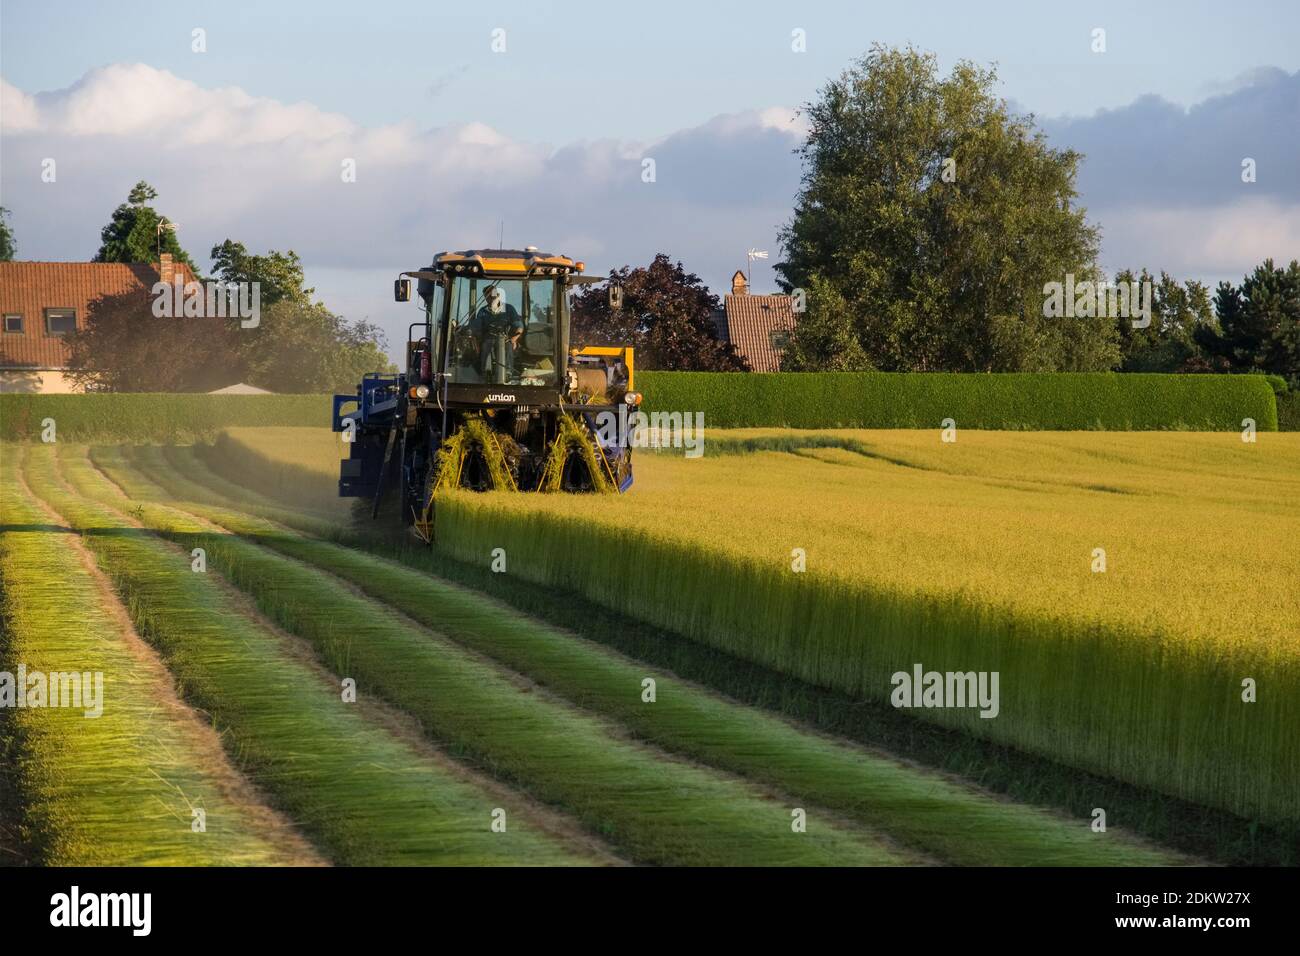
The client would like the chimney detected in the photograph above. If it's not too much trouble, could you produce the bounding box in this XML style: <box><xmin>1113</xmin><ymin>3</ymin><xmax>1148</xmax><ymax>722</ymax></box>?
<box><xmin>158</xmin><ymin>253</ymin><xmax>175</xmax><ymax>286</ymax></box>
<box><xmin>731</xmin><ymin>270</ymin><xmax>748</xmax><ymax>295</ymax></box>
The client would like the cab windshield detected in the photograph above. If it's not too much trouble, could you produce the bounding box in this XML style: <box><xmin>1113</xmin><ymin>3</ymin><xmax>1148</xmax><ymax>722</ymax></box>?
<box><xmin>441</xmin><ymin>275</ymin><xmax>559</xmax><ymax>386</ymax></box>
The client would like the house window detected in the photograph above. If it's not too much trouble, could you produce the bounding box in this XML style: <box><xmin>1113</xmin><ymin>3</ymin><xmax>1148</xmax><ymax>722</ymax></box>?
<box><xmin>2</xmin><ymin>314</ymin><xmax>22</xmax><ymax>334</ymax></box>
<box><xmin>768</xmin><ymin>329</ymin><xmax>791</xmax><ymax>351</ymax></box>
<box><xmin>44</xmin><ymin>308</ymin><xmax>77</xmax><ymax>336</ymax></box>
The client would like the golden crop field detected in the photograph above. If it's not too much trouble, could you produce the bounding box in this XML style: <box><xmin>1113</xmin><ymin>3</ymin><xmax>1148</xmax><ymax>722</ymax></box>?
<box><xmin>470</xmin><ymin>428</ymin><xmax>1300</xmax><ymax>655</ymax></box>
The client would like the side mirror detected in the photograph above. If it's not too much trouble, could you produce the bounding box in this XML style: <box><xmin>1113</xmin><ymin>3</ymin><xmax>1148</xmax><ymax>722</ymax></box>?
<box><xmin>394</xmin><ymin>278</ymin><xmax>411</xmax><ymax>302</ymax></box>
<box><xmin>608</xmin><ymin>283</ymin><xmax>624</xmax><ymax>311</ymax></box>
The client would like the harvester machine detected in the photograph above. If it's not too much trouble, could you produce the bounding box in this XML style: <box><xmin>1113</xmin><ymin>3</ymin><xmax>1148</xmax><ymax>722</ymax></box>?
<box><xmin>332</xmin><ymin>248</ymin><xmax>638</xmax><ymax>540</ymax></box>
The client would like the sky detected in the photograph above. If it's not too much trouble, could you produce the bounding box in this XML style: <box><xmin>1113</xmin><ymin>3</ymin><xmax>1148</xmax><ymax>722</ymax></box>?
<box><xmin>2</xmin><ymin>0</ymin><xmax>1298</xmax><ymax>359</ymax></box>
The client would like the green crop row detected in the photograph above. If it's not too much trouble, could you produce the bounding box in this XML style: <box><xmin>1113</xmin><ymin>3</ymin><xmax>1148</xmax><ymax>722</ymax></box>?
<box><xmin>23</xmin><ymin>444</ymin><xmax>589</xmax><ymax>866</ymax></box>
<box><xmin>0</xmin><ymin>394</ymin><xmax>330</xmax><ymax>442</ymax></box>
<box><xmin>0</xmin><ymin>451</ymin><xmax>305</xmax><ymax>865</ymax></box>
<box><xmin>636</xmin><ymin>371</ymin><xmax>1279</xmax><ymax>430</ymax></box>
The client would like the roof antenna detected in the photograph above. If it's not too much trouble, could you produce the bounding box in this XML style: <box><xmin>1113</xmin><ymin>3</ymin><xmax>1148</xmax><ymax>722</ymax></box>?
<box><xmin>498</xmin><ymin>220</ymin><xmax>504</xmax><ymax>249</ymax></box>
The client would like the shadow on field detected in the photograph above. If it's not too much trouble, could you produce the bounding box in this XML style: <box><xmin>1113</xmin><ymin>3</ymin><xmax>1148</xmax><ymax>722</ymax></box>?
<box><xmin>0</xmin><ymin>523</ymin><xmax>76</xmax><ymax>535</ymax></box>
<box><xmin>397</xmin><ymin>540</ymin><xmax>1300</xmax><ymax>868</ymax></box>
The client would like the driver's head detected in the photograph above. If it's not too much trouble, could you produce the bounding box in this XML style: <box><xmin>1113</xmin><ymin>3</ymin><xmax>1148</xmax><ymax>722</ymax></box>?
<box><xmin>483</xmin><ymin>285</ymin><xmax>503</xmax><ymax>313</ymax></box>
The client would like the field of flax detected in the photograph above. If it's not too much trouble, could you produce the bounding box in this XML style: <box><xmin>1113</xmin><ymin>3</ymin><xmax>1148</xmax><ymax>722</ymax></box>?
<box><xmin>4</xmin><ymin>417</ymin><xmax>1295</xmax><ymax>865</ymax></box>
<box><xmin>206</xmin><ymin>425</ymin><xmax>1299</xmax><ymax>827</ymax></box>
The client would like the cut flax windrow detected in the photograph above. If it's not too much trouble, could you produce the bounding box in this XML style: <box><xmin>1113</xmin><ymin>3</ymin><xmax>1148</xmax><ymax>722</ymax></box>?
<box><xmin>22</xmin><ymin>445</ymin><xmax>590</xmax><ymax>866</ymax></box>
<box><xmin>0</xmin><ymin>448</ymin><xmax>309</xmax><ymax>864</ymax></box>
<box><xmin>128</xmin><ymin>444</ymin><xmax>1183</xmax><ymax>866</ymax></box>
<box><xmin>430</xmin><ymin>416</ymin><xmax>518</xmax><ymax>492</ymax></box>
<box><xmin>79</xmin><ymin>445</ymin><xmax>913</xmax><ymax>867</ymax></box>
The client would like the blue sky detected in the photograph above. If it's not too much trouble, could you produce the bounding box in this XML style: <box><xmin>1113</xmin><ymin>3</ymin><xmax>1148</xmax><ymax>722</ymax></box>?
<box><xmin>6</xmin><ymin>0</ymin><xmax>1299</xmax><ymax>140</ymax></box>
<box><xmin>2</xmin><ymin>1</ymin><xmax>1298</xmax><ymax>358</ymax></box>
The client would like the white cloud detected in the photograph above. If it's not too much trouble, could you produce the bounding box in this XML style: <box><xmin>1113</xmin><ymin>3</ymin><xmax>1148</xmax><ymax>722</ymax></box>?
<box><xmin>0</xmin><ymin>78</ymin><xmax>39</xmax><ymax>131</ymax></box>
<box><xmin>15</xmin><ymin>63</ymin><xmax>357</xmax><ymax>145</ymax></box>
<box><xmin>1097</xmin><ymin>198</ymin><xmax>1300</xmax><ymax>281</ymax></box>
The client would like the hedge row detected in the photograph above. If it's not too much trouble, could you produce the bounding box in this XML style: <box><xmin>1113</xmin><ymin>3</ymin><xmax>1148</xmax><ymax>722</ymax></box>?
<box><xmin>0</xmin><ymin>394</ymin><xmax>330</xmax><ymax>442</ymax></box>
<box><xmin>636</xmin><ymin>371</ymin><xmax>1280</xmax><ymax>431</ymax></box>
<box><xmin>0</xmin><ymin>373</ymin><xmax>1281</xmax><ymax>440</ymax></box>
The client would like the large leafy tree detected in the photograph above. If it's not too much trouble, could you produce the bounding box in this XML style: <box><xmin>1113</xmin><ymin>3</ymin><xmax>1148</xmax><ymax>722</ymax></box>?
<box><xmin>777</xmin><ymin>45</ymin><xmax>1117</xmax><ymax>372</ymax></box>
<box><xmin>93</xmin><ymin>181</ymin><xmax>198</xmax><ymax>271</ymax></box>
<box><xmin>0</xmin><ymin>207</ymin><xmax>15</xmax><ymax>261</ymax></box>
<box><xmin>209</xmin><ymin>239</ymin><xmax>314</xmax><ymax>308</ymax></box>
<box><xmin>571</xmin><ymin>253</ymin><xmax>748</xmax><ymax>371</ymax></box>
<box><xmin>1202</xmin><ymin>259</ymin><xmax>1300</xmax><ymax>385</ymax></box>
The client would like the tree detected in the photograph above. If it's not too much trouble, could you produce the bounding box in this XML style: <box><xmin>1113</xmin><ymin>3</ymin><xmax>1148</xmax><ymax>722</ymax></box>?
<box><xmin>1110</xmin><ymin>270</ymin><xmax>1215</xmax><ymax>372</ymax></box>
<box><xmin>209</xmin><ymin>239</ymin><xmax>314</xmax><ymax>308</ymax></box>
<box><xmin>1203</xmin><ymin>259</ymin><xmax>1300</xmax><ymax>385</ymax></box>
<box><xmin>776</xmin><ymin>45</ymin><xmax>1117</xmax><ymax>372</ymax></box>
<box><xmin>779</xmin><ymin>277</ymin><xmax>873</xmax><ymax>371</ymax></box>
<box><xmin>571</xmin><ymin>254</ymin><xmax>748</xmax><ymax>371</ymax></box>
<box><xmin>64</xmin><ymin>285</ymin><xmax>241</xmax><ymax>392</ymax></box>
<box><xmin>93</xmin><ymin>181</ymin><xmax>198</xmax><ymax>271</ymax></box>
<box><xmin>241</xmin><ymin>299</ymin><xmax>392</xmax><ymax>393</ymax></box>
<box><xmin>66</xmin><ymin>289</ymin><xmax>390</xmax><ymax>393</ymax></box>
<box><xmin>0</xmin><ymin>207</ymin><xmax>15</xmax><ymax>261</ymax></box>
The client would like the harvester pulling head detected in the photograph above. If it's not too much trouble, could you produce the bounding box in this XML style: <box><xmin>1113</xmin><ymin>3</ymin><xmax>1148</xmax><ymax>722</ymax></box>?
<box><xmin>332</xmin><ymin>248</ymin><xmax>637</xmax><ymax>538</ymax></box>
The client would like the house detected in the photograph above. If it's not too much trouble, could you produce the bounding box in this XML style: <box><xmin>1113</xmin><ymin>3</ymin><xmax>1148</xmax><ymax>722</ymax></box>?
<box><xmin>714</xmin><ymin>270</ymin><xmax>798</xmax><ymax>372</ymax></box>
<box><xmin>208</xmin><ymin>382</ymin><xmax>273</xmax><ymax>395</ymax></box>
<box><xmin>0</xmin><ymin>254</ymin><xmax>196</xmax><ymax>393</ymax></box>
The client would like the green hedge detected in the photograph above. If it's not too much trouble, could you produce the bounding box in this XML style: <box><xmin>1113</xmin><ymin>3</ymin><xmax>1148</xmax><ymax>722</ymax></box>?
<box><xmin>1</xmin><ymin>373</ymin><xmax>1282</xmax><ymax>439</ymax></box>
<box><xmin>636</xmin><ymin>372</ymin><xmax>1279</xmax><ymax>431</ymax></box>
<box><xmin>1277</xmin><ymin>392</ymin><xmax>1300</xmax><ymax>431</ymax></box>
<box><xmin>0</xmin><ymin>394</ymin><xmax>331</xmax><ymax>442</ymax></box>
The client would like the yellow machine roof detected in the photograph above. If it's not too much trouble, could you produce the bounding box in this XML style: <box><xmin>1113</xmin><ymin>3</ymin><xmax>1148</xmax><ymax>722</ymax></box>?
<box><xmin>433</xmin><ymin>248</ymin><xmax>581</xmax><ymax>275</ymax></box>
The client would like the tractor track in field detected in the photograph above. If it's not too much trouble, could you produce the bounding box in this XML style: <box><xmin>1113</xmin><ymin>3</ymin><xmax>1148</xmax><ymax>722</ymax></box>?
<box><xmin>123</xmin><ymin>444</ymin><xmax>1194</xmax><ymax>868</ymax></box>
<box><xmin>14</xmin><ymin>450</ymin><xmax>325</xmax><ymax>867</ymax></box>
<box><xmin>67</xmin><ymin>447</ymin><xmax>630</xmax><ymax>867</ymax></box>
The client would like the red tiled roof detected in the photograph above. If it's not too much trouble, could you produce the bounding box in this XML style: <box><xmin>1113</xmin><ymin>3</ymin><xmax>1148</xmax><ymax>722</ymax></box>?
<box><xmin>721</xmin><ymin>293</ymin><xmax>798</xmax><ymax>372</ymax></box>
<box><xmin>0</xmin><ymin>260</ymin><xmax>195</xmax><ymax>368</ymax></box>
